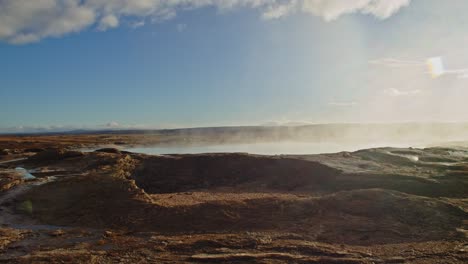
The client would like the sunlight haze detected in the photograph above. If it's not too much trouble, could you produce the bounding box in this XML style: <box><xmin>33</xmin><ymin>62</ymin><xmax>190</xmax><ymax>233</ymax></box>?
<box><xmin>1</xmin><ymin>0</ymin><xmax>468</xmax><ymax>131</ymax></box>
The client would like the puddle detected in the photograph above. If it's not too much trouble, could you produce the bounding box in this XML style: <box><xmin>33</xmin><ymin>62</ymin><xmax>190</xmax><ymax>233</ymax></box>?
<box><xmin>15</xmin><ymin>167</ymin><xmax>36</xmax><ymax>180</ymax></box>
<box><xmin>125</xmin><ymin>142</ymin><xmax>417</xmax><ymax>155</ymax></box>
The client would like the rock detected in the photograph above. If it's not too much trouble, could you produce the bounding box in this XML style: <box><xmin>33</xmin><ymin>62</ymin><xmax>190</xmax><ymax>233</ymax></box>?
<box><xmin>30</xmin><ymin>148</ymin><xmax>83</xmax><ymax>162</ymax></box>
<box><xmin>103</xmin><ymin>231</ymin><xmax>115</xmax><ymax>238</ymax></box>
<box><xmin>0</xmin><ymin>149</ymin><xmax>9</xmax><ymax>156</ymax></box>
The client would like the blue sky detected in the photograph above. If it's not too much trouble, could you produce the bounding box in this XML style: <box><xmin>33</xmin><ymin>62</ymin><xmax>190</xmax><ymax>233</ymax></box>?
<box><xmin>1</xmin><ymin>0</ymin><xmax>468</xmax><ymax>132</ymax></box>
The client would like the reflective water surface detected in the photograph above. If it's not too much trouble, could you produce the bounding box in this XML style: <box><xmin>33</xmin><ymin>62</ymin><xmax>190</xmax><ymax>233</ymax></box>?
<box><xmin>125</xmin><ymin>141</ymin><xmax>418</xmax><ymax>155</ymax></box>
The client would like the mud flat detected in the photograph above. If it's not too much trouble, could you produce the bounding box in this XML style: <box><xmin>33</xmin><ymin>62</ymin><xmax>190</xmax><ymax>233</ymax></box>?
<box><xmin>0</xmin><ymin>139</ymin><xmax>467</xmax><ymax>263</ymax></box>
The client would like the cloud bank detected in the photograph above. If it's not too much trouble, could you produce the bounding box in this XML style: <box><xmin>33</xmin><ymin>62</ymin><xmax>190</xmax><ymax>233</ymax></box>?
<box><xmin>0</xmin><ymin>0</ymin><xmax>411</xmax><ymax>44</ymax></box>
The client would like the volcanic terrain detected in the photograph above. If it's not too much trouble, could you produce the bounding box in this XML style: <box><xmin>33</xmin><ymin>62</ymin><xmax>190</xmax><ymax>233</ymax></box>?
<box><xmin>0</xmin><ymin>134</ymin><xmax>467</xmax><ymax>263</ymax></box>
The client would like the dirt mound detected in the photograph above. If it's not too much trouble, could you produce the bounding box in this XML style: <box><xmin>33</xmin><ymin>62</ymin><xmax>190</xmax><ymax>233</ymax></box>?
<box><xmin>131</xmin><ymin>152</ymin><xmax>468</xmax><ymax>198</ymax></box>
<box><xmin>29</xmin><ymin>149</ymin><xmax>83</xmax><ymax>162</ymax></box>
<box><xmin>15</xmin><ymin>167</ymin><xmax>466</xmax><ymax>245</ymax></box>
<box><xmin>15</xmin><ymin>173</ymin><xmax>150</xmax><ymax>229</ymax></box>
<box><xmin>132</xmin><ymin>153</ymin><xmax>341</xmax><ymax>194</ymax></box>
<box><xmin>311</xmin><ymin>189</ymin><xmax>467</xmax><ymax>244</ymax></box>
<box><xmin>94</xmin><ymin>148</ymin><xmax>122</xmax><ymax>154</ymax></box>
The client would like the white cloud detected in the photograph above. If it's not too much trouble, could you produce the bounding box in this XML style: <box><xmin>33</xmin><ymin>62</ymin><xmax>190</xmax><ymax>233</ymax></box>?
<box><xmin>301</xmin><ymin>0</ymin><xmax>411</xmax><ymax>21</ymax></box>
<box><xmin>262</xmin><ymin>1</ymin><xmax>297</xmax><ymax>20</ymax></box>
<box><xmin>98</xmin><ymin>14</ymin><xmax>119</xmax><ymax>31</ymax></box>
<box><xmin>0</xmin><ymin>0</ymin><xmax>95</xmax><ymax>44</ymax></box>
<box><xmin>0</xmin><ymin>0</ymin><xmax>412</xmax><ymax>44</ymax></box>
<box><xmin>384</xmin><ymin>88</ymin><xmax>421</xmax><ymax>97</ymax></box>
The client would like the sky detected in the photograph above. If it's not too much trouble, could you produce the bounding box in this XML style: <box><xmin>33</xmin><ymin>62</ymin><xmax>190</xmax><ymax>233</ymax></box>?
<box><xmin>1</xmin><ymin>0</ymin><xmax>468</xmax><ymax>133</ymax></box>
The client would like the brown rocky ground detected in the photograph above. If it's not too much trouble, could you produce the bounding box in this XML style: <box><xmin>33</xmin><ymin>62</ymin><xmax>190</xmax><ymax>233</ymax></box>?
<box><xmin>0</xmin><ymin>135</ymin><xmax>467</xmax><ymax>263</ymax></box>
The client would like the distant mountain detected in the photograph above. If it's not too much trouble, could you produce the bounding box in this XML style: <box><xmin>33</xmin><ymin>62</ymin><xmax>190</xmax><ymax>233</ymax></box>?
<box><xmin>2</xmin><ymin>123</ymin><xmax>468</xmax><ymax>147</ymax></box>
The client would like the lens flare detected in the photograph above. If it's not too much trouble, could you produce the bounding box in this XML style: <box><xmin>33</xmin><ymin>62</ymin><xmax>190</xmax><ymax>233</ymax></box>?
<box><xmin>427</xmin><ymin>57</ymin><xmax>445</xmax><ymax>78</ymax></box>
